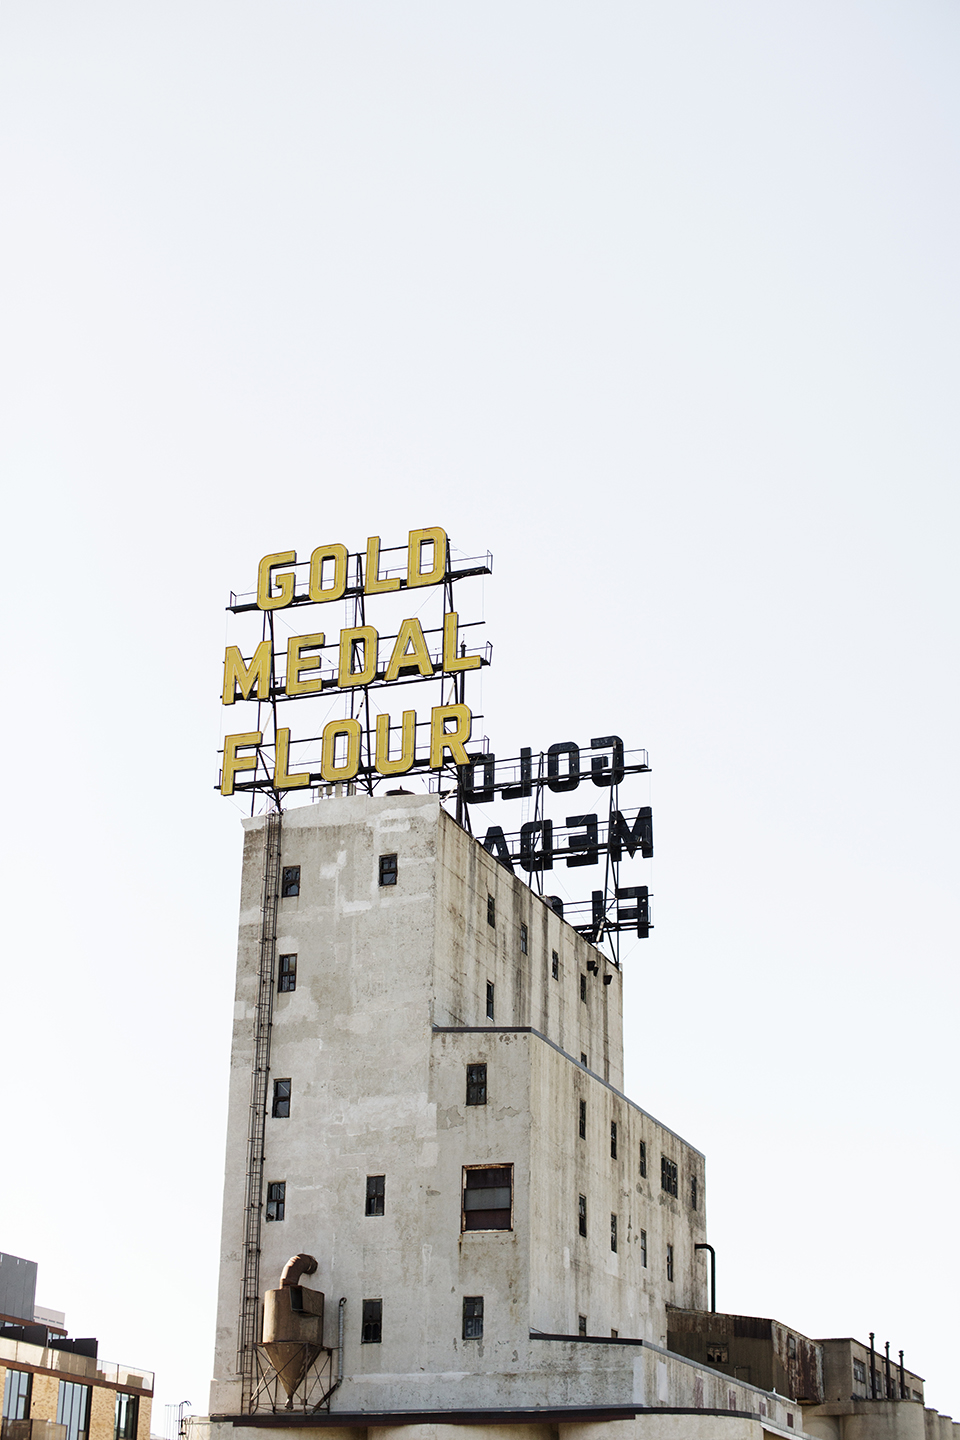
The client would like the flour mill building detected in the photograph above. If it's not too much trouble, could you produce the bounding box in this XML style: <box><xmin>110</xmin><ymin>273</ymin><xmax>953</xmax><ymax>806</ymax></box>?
<box><xmin>195</xmin><ymin>528</ymin><xmax>955</xmax><ymax>1440</ymax></box>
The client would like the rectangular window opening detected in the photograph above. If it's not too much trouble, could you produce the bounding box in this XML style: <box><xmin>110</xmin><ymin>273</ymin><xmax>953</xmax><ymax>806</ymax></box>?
<box><xmin>640</xmin><ymin>1229</ymin><xmax>647</xmax><ymax>1267</ymax></box>
<box><xmin>361</xmin><ymin>1299</ymin><xmax>382</xmax><ymax>1343</ymax></box>
<box><xmin>487</xmin><ymin>894</ymin><xmax>496</xmax><ymax>927</ymax></box>
<box><xmin>365</xmin><ymin>1174</ymin><xmax>385</xmax><ymax>1216</ymax></box>
<box><xmin>578</xmin><ymin>1193</ymin><xmax>587</xmax><ymax>1238</ymax></box>
<box><xmin>666</xmin><ymin>1243</ymin><xmax>674</xmax><ymax>1282</ymax></box>
<box><xmin>278</xmin><ymin>954</ymin><xmax>297</xmax><ymax>993</ymax></box>
<box><xmin>466</xmin><ymin>1063</ymin><xmax>487</xmax><ymax>1106</ymax></box>
<box><xmin>462</xmin><ymin>1164</ymin><xmax>513</xmax><ymax>1231</ymax></box>
<box><xmin>661</xmin><ymin>1155</ymin><xmax>678</xmax><ymax>1197</ymax></box>
<box><xmin>639</xmin><ymin>1140</ymin><xmax>647</xmax><ymax>1178</ymax></box>
<box><xmin>114</xmin><ymin>1394</ymin><xmax>138</xmax><ymax>1440</ymax></box>
<box><xmin>578</xmin><ymin>1099</ymin><xmax>586</xmax><ymax>1140</ymax></box>
<box><xmin>578</xmin><ymin>1315</ymin><xmax>587</xmax><ymax>1337</ymax></box>
<box><xmin>610</xmin><ymin>1213</ymin><xmax>618</xmax><ymax>1253</ymax></box>
<box><xmin>266</xmin><ymin>1181</ymin><xmax>285</xmax><ymax>1222</ymax></box>
<box><xmin>462</xmin><ymin>1296</ymin><xmax>484</xmax><ymax>1340</ymax></box>
<box><xmin>610</xmin><ymin>1121</ymin><xmax>618</xmax><ymax>1159</ymax></box>
<box><xmin>272</xmin><ymin>1079</ymin><xmax>291</xmax><ymax>1118</ymax></box>
<box><xmin>611</xmin><ymin>1329</ymin><xmax>619</xmax><ymax>1340</ymax></box>
<box><xmin>379</xmin><ymin>853</ymin><xmax>397</xmax><ymax>886</ymax></box>
<box><xmin>520</xmin><ymin>922</ymin><xmax>528</xmax><ymax>954</ymax></box>
<box><xmin>580</xmin><ymin>1052</ymin><xmax>588</xmax><ymax>1067</ymax></box>
<box><xmin>551</xmin><ymin>950</ymin><xmax>559</xmax><ymax>979</ymax></box>
<box><xmin>57</xmin><ymin>1383</ymin><xmax>91</xmax><ymax>1440</ymax></box>
<box><xmin>3</xmin><ymin>1371</ymin><xmax>32</xmax><ymax>1423</ymax></box>
<box><xmin>281</xmin><ymin>866</ymin><xmax>300</xmax><ymax>898</ymax></box>
<box><xmin>486</xmin><ymin>982</ymin><xmax>495</xmax><ymax>1021</ymax></box>
<box><xmin>691</xmin><ymin>1175</ymin><xmax>698</xmax><ymax>1209</ymax></box>
<box><xmin>580</xmin><ymin>974</ymin><xmax>587</xmax><ymax>1002</ymax></box>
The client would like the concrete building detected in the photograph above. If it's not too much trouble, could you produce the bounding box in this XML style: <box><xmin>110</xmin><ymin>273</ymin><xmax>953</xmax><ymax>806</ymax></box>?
<box><xmin>193</xmin><ymin>790</ymin><xmax>958</xmax><ymax>1440</ymax></box>
<box><xmin>0</xmin><ymin>1254</ymin><xmax>153</xmax><ymax>1440</ymax></box>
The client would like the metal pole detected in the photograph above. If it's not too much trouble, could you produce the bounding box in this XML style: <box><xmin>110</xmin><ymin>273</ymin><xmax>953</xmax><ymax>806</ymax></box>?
<box><xmin>694</xmin><ymin>1244</ymin><xmax>716</xmax><ymax>1313</ymax></box>
<box><xmin>899</xmin><ymin>1350</ymin><xmax>905</xmax><ymax>1400</ymax></box>
<box><xmin>884</xmin><ymin>1342</ymin><xmax>891</xmax><ymax>1401</ymax></box>
<box><xmin>869</xmin><ymin>1333</ymin><xmax>876</xmax><ymax>1400</ymax></box>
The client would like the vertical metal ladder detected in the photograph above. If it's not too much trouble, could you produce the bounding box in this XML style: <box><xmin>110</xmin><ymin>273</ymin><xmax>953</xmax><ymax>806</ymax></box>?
<box><xmin>238</xmin><ymin>810</ymin><xmax>282</xmax><ymax>1411</ymax></box>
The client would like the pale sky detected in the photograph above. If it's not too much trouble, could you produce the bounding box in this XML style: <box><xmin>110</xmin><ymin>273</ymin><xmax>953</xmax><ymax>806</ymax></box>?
<box><xmin>2</xmin><ymin>0</ymin><xmax>959</xmax><ymax>1421</ymax></box>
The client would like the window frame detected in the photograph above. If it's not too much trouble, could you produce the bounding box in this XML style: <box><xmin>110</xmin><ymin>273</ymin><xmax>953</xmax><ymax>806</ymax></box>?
<box><xmin>610</xmin><ymin>1120</ymin><xmax>618</xmax><ymax>1159</ymax></box>
<box><xmin>278</xmin><ymin>954</ymin><xmax>297</xmax><ymax>993</ymax></box>
<box><xmin>485</xmin><ymin>981</ymin><xmax>495</xmax><ymax>1021</ymax></box>
<box><xmin>361</xmin><ymin>1299</ymin><xmax>382</xmax><ymax>1344</ymax></box>
<box><xmin>610</xmin><ymin>1213</ymin><xmax>618</xmax><ymax>1253</ymax></box>
<box><xmin>691</xmin><ymin>1175</ymin><xmax>698</xmax><ymax>1209</ymax></box>
<box><xmin>272</xmin><ymin>1079</ymin><xmax>291</xmax><ymax>1118</ymax></box>
<box><xmin>365</xmin><ymin>1174</ymin><xmax>385</xmax><ymax>1216</ymax></box>
<box><xmin>57</xmin><ymin>1382</ymin><xmax>91</xmax><ymax>1440</ymax></box>
<box><xmin>640</xmin><ymin>1229</ymin><xmax>647</xmax><ymax>1267</ymax></box>
<box><xmin>265</xmin><ymin>1181</ymin><xmax>286</xmax><ymax>1222</ymax></box>
<box><xmin>3</xmin><ymin>1370</ymin><xmax>32</xmax><ymax>1422</ymax></box>
<box><xmin>666</xmin><ymin>1242</ymin><xmax>674</xmax><ymax>1282</ymax></box>
<box><xmin>378</xmin><ymin>853</ymin><xmax>398</xmax><ymax>887</ymax></box>
<box><xmin>551</xmin><ymin>950</ymin><xmax>559</xmax><ymax>979</ymax></box>
<box><xmin>578</xmin><ymin>1315</ymin><xmax>587</xmax><ymax>1337</ymax></box>
<box><xmin>578</xmin><ymin>1099</ymin><xmax>586</xmax><ymax>1140</ymax></box>
<box><xmin>462</xmin><ymin>1163</ymin><xmax>513</xmax><ymax>1232</ymax></box>
<box><xmin>580</xmin><ymin>973</ymin><xmax>587</xmax><ymax>1002</ymax></box>
<box><xmin>661</xmin><ymin>1155</ymin><xmax>679</xmax><ymax>1197</ymax></box>
<box><xmin>280</xmin><ymin>866</ymin><xmax>300</xmax><ymax>898</ymax></box>
<box><xmin>639</xmin><ymin>1140</ymin><xmax>647</xmax><ymax>1178</ymax></box>
<box><xmin>466</xmin><ymin>1063</ymin><xmax>488</xmax><ymax>1106</ymax></box>
<box><xmin>519</xmin><ymin>922</ymin><xmax>528</xmax><ymax>954</ymax></box>
<box><xmin>578</xmin><ymin>1193</ymin><xmax>587</xmax><ymax>1238</ymax></box>
<box><xmin>487</xmin><ymin>894</ymin><xmax>496</xmax><ymax>927</ymax></box>
<box><xmin>114</xmin><ymin>1393</ymin><xmax>139</xmax><ymax>1440</ymax></box>
<box><xmin>462</xmin><ymin>1296</ymin><xmax>484</xmax><ymax>1340</ymax></box>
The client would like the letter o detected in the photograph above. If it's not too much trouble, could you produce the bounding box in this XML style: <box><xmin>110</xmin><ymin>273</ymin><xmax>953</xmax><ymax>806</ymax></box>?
<box><xmin>309</xmin><ymin>544</ymin><xmax>348</xmax><ymax>603</ymax></box>
<box><xmin>321</xmin><ymin>717</ymin><xmax>362</xmax><ymax>782</ymax></box>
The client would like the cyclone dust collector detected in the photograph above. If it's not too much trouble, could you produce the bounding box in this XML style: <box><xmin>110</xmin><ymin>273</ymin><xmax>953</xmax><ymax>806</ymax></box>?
<box><xmin>261</xmin><ymin>1255</ymin><xmax>325</xmax><ymax>1408</ymax></box>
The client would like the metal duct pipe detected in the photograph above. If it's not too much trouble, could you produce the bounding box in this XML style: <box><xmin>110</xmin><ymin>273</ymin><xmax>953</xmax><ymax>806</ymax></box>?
<box><xmin>694</xmin><ymin>1244</ymin><xmax>716</xmax><ymax>1313</ymax></box>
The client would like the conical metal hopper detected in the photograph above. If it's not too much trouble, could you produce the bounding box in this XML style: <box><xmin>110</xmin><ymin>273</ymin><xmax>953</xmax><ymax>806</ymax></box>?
<box><xmin>261</xmin><ymin>1256</ymin><xmax>325</xmax><ymax>1408</ymax></box>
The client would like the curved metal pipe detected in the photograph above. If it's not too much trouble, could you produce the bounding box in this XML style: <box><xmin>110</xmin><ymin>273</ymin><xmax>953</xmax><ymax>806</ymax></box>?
<box><xmin>694</xmin><ymin>1243</ymin><xmax>716</xmax><ymax>1312</ymax></box>
<box><xmin>280</xmin><ymin>1254</ymin><xmax>318</xmax><ymax>1288</ymax></box>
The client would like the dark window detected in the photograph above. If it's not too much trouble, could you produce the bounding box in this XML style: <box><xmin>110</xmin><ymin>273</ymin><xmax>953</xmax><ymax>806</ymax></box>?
<box><xmin>691</xmin><ymin>1175</ymin><xmax>698</xmax><ymax>1209</ymax></box>
<box><xmin>611</xmin><ymin>1329</ymin><xmax>619</xmax><ymax>1339</ymax></box>
<box><xmin>281</xmin><ymin>866</ymin><xmax>300</xmax><ymax>897</ymax></box>
<box><xmin>578</xmin><ymin>1193</ymin><xmax>587</xmax><ymax>1237</ymax></box>
<box><xmin>57</xmin><ymin>1383</ymin><xmax>91</xmax><ymax>1440</ymax></box>
<box><xmin>487</xmin><ymin>894</ymin><xmax>496</xmax><ymax>927</ymax></box>
<box><xmin>520</xmin><ymin>922</ymin><xmax>528</xmax><ymax>954</ymax></box>
<box><xmin>462</xmin><ymin>1296</ymin><xmax>484</xmax><ymax>1340</ymax></box>
<box><xmin>462</xmin><ymin>1165</ymin><xmax>512</xmax><ymax>1230</ymax></box>
<box><xmin>853</xmin><ymin>1360</ymin><xmax>866</xmax><ymax>1385</ymax></box>
<box><xmin>640</xmin><ymin>1229</ymin><xmax>647</xmax><ymax>1267</ymax></box>
<box><xmin>272</xmin><ymin>1079</ymin><xmax>291</xmax><ymax>1118</ymax></box>
<box><xmin>3</xmin><ymin>1371</ymin><xmax>31</xmax><ymax>1422</ymax></box>
<box><xmin>551</xmin><ymin>950</ymin><xmax>559</xmax><ymax>979</ymax></box>
<box><xmin>578</xmin><ymin>1315</ymin><xmax>587</xmax><ymax>1337</ymax></box>
<box><xmin>278</xmin><ymin>954</ymin><xmax>297</xmax><ymax>993</ymax></box>
<box><xmin>114</xmin><ymin>1394</ymin><xmax>138</xmax><ymax>1440</ymax></box>
<box><xmin>466</xmin><ymin>1064</ymin><xmax>487</xmax><ymax>1106</ymax></box>
<box><xmin>787</xmin><ymin>1334</ymin><xmax>797</xmax><ymax>1359</ymax></box>
<box><xmin>610</xmin><ymin>1121</ymin><xmax>618</xmax><ymax>1159</ymax></box>
<box><xmin>666</xmin><ymin>1243</ymin><xmax>674</xmax><ymax>1281</ymax></box>
<box><xmin>365</xmin><ymin>1175</ymin><xmax>385</xmax><ymax>1216</ymax></box>
<box><xmin>661</xmin><ymin>1156</ymin><xmax>678</xmax><ymax>1196</ymax></box>
<box><xmin>379</xmin><ymin>853</ymin><xmax>397</xmax><ymax>886</ymax></box>
<box><xmin>486</xmin><ymin>982</ymin><xmax>495</xmax><ymax>1021</ymax></box>
<box><xmin>361</xmin><ymin>1299</ymin><xmax>382</xmax><ymax>1343</ymax></box>
<box><xmin>610</xmin><ymin>1214</ymin><xmax>618</xmax><ymax>1252</ymax></box>
<box><xmin>639</xmin><ymin>1140</ymin><xmax>647</xmax><ymax>1178</ymax></box>
<box><xmin>580</xmin><ymin>974</ymin><xmax>587</xmax><ymax>1002</ymax></box>
<box><xmin>578</xmin><ymin>1099</ymin><xmax>586</xmax><ymax>1140</ymax></box>
<box><xmin>707</xmin><ymin>1343</ymin><xmax>728</xmax><ymax>1364</ymax></box>
<box><xmin>266</xmin><ymin>1181</ymin><xmax>285</xmax><ymax>1221</ymax></box>
<box><xmin>580</xmin><ymin>1052</ymin><xmax>588</xmax><ymax>1067</ymax></box>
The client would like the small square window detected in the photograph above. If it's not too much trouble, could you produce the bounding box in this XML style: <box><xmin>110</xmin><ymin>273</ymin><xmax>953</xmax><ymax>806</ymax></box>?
<box><xmin>578</xmin><ymin>1193</ymin><xmax>587</xmax><ymax>1238</ymax></box>
<box><xmin>691</xmin><ymin>1175</ymin><xmax>698</xmax><ymax>1210</ymax></box>
<box><xmin>486</xmin><ymin>982</ymin><xmax>495</xmax><ymax>1021</ymax></box>
<box><xmin>610</xmin><ymin>1121</ymin><xmax>618</xmax><ymax>1159</ymax></box>
<box><xmin>639</xmin><ymin>1140</ymin><xmax>647</xmax><ymax>1178</ymax></box>
<box><xmin>278</xmin><ymin>954</ymin><xmax>297</xmax><ymax>993</ymax></box>
<box><xmin>487</xmin><ymin>894</ymin><xmax>496</xmax><ymax>927</ymax></box>
<box><xmin>661</xmin><ymin>1155</ymin><xmax>678</xmax><ymax>1197</ymax></box>
<box><xmin>266</xmin><ymin>1181</ymin><xmax>285</xmax><ymax>1222</ymax></box>
<box><xmin>578</xmin><ymin>1315</ymin><xmax>587</xmax><ymax>1337</ymax></box>
<box><xmin>611</xmin><ymin>1329</ymin><xmax>619</xmax><ymax>1340</ymax></box>
<box><xmin>640</xmin><ymin>1229</ymin><xmax>647</xmax><ymax>1267</ymax></box>
<box><xmin>610</xmin><ymin>1213</ymin><xmax>618</xmax><ymax>1253</ymax></box>
<box><xmin>578</xmin><ymin>1099</ymin><xmax>586</xmax><ymax>1140</ymax></box>
<box><xmin>462</xmin><ymin>1296</ymin><xmax>484</xmax><ymax>1340</ymax></box>
<box><xmin>666</xmin><ymin>1243</ymin><xmax>674</xmax><ymax>1282</ymax></box>
<box><xmin>466</xmin><ymin>1063</ymin><xmax>487</xmax><ymax>1106</ymax></box>
<box><xmin>272</xmin><ymin>1079</ymin><xmax>291</xmax><ymax>1118</ymax></box>
<box><xmin>379</xmin><ymin>853</ymin><xmax>397</xmax><ymax>886</ymax></box>
<box><xmin>707</xmin><ymin>1342</ymin><xmax>728</xmax><ymax>1364</ymax></box>
<box><xmin>281</xmin><ymin>866</ymin><xmax>300</xmax><ymax>897</ymax></box>
<box><xmin>580</xmin><ymin>1052</ymin><xmax>588</xmax><ymax>1067</ymax></box>
<box><xmin>365</xmin><ymin>1175</ymin><xmax>385</xmax><ymax>1216</ymax></box>
<box><xmin>462</xmin><ymin>1165</ymin><xmax>512</xmax><ymax>1231</ymax></box>
<box><xmin>551</xmin><ymin>950</ymin><xmax>559</xmax><ymax>979</ymax></box>
<box><xmin>361</xmin><ymin>1299</ymin><xmax>382</xmax><ymax>1343</ymax></box>
<box><xmin>580</xmin><ymin>974</ymin><xmax>587</xmax><ymax>1002</ymax></box>
<box><xmin>520</xmin><ymin>923</ymin><xmax>527</xmax><ymax>954</ymax></box>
